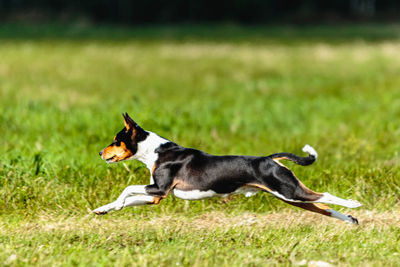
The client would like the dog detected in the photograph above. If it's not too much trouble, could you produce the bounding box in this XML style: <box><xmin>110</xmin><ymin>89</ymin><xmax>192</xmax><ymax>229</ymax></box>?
<box><xmin>93</xmin><ymin>113</ymin><xmax>361</xmax><ymax>224</ymax></box>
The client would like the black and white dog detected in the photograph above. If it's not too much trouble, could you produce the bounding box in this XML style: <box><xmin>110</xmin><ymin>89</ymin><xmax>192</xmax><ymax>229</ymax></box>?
<box><xmin>93</xmin><ymin>113</ymin><xmax>361</xmax><ymax>224</ymax></box>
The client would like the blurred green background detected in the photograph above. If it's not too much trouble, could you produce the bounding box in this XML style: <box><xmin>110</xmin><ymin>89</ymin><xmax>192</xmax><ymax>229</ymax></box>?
<box><xmin>1</xmin><ymin>23</ymin><xmax>399</xmax><ymax>216</ymax></box>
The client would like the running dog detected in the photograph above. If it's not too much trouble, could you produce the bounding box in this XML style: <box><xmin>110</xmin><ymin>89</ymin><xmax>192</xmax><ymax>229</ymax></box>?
<box><xmin>93</xmin><ymin>113</ymin><xmax>361</xmax><ymax>224</ymax></box>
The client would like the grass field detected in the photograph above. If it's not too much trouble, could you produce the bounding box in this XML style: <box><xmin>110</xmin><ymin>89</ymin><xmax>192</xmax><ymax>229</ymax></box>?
<box><xmin>1</xmin><ymin>23</ymin><xmax>400</xmax><ymax>266</ymax></box>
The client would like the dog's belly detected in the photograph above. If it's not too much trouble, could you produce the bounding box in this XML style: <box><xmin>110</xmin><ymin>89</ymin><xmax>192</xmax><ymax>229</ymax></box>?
<box><xmin>173</xmin><ymin>186</ymin><xmax>260</xmax><ymax>200</ymax></box>
<box><xmin>173</xmin><ymin>189</ymin><xmax>221</xmax><ymax>200</ymax></box>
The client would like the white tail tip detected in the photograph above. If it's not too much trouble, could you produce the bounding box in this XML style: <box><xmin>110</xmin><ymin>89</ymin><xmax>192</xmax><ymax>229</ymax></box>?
<box><xmin>302</xmin><ymin>144</ymin><xmax>318</xmax><ymax>159</ymax></box>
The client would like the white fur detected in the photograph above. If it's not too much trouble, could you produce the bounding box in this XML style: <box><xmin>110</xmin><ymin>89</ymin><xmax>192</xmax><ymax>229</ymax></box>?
<box><xmin>262</xmin><ymin>190</ymin><xmax>362</xmax><ymax>210</ymax></box>
<box><xmin>94</xmin><ymin>185</ymin><xmax>261</xmax><ymax>213</ymax></box>
<box><xmin>233</xmin><ymin>187</ymin><xmax>260</xmax><ymax>197</ymax></box>
<box><xmin>133</xmin><ymin>131</ymin><xmax>169</xmax><ymax>171</ymax></box>
<box><xmin>268</xmin><ymin>190</ymin><xmax>296</xmax><ymax>201</ymax></box>
<box><xmin>173</xmin><ymin>186</ymin><xmax>261</xmax><ymax>200</ymax></box>
<box><xmin>94</xmin><ymin>133</ymin><xmax>168</xmax><ymax>214</ymax></box>
<box><xmin>94</xmin><ymin>185</ymin><xmax>148</xmax><ymax>212</ymax></box>
<box><xmin>302</xmin><ymin>144</ymin><xmax>318</xmax><ymax>159</ymax></box>
<box><xmin>173</xmin><ymin>189</ymin><xmax>220</xmax><ymax>200</ymax></box>
<box><xmin>123</xmin><ymin>195</ymin><xmax>157</xmax><ymax>207</ymax></box>
<box><xmin>93</xmin><ymin>195</ymin><xmax>156</xmax><ymax>214</ymax></box>
<box><xmin>116</xmin><ymin>185</ymin><xmax>147</xmax><ymax>199</ymax></box>
<box><xmin>244</xmin><ymin>191</ymin><xmax>258</xmax><ymax>197</ymax></box>
<box><xmin>114</xmin><ymin>185</ymin><xmax>148</xmax><ymax>210</ymax></box>
<box><xmin>328</xmin><ymin>209</ymin><xmax>356</xmax><ymax>223</ymax></box>
<box><xmin>93</xmin><ymin>202</ymin><xmax>116</xmax><ymax>214</ymax></box>
<box><xmin>317</xmin><ymin>192</ymin><xmax>362</xmax><ymax>208</ymax></box>
<box><xmin>264</xmin><ymin>189</ymin><xmax>317</xmax><ymax>203</ymax></box>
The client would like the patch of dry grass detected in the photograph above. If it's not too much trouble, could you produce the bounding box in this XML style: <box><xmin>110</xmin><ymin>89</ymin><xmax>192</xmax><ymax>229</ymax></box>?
<box><xmin>3</xmin><ymin>209</ymin><xmax>399</xmax><ymax>235</ymax></box>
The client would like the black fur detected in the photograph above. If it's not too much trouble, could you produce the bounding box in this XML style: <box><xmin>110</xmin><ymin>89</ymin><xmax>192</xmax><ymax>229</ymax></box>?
<box><xmin>145</xmin><ymin>142</ymin><xmax>320</xmax><ymax>201</ymax></box>
<box><xmin>268</xmin><ymin>152</ymin><xmax>316</xmax><ymax>166</ymax></box>
<box><xmin>102</xmin><ymin>113</ymin><xmax>149</xmax><ymax>157</ymax></box>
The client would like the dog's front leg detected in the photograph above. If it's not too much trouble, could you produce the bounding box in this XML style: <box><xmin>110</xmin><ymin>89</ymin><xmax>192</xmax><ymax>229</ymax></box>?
<box><xmin>113</xmin><ymin>185</ymin><xmax>148</xmax><ymax>210</ymax></box>
<box><xmin>93</xmin><ymin>201</ymin><xmax>118</xmax><ymax>214</ymax></box>
<box><xmin>93</xmin><ymin>185</ymin><xmax>149</xmax><ymax>214</ymax></box>
<box><xmin>93</xmin><ymin>195</ymin><xmax>159</xmax><ymax>215</ymax></box>
<box><xmin>123</xmin><ymin>195</ymin><xmax>161</xmax><ymax>207</ymax></box>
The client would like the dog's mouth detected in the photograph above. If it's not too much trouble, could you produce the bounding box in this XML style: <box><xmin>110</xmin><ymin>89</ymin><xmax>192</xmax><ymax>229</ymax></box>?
<box><xmin>105</xmin><ymin>156</ymin><xmax>116</xmax><ymax>163</ymax></box>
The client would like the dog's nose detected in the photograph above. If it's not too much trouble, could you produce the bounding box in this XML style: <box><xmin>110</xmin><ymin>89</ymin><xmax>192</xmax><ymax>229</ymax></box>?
<box><xmin>99</xmin><ymin>151</ymin><xmax>103</xmax><ymax>157</ymax></box>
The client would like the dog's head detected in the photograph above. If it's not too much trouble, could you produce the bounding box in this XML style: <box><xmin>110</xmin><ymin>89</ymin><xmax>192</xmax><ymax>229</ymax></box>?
<box><xmin>99</xmin><ymin>113</ymin><xmax>149</xmax><ymax>163</ymax></box>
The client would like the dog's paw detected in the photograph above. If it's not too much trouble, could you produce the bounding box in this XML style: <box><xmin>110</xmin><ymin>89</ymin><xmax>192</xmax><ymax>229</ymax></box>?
<box><xmin>93</xmin><ymin>209</ymin><xmax>108</xmax><ymax>215</ymax></box>
<box><xmin>347</xmin><ymin>215</ymin><xmax>359</xmax><ymax>225</ymax></box>
<box><xmin>93</xmin><ymin>203</ymin><xmax>114</xmax><ymax>215</ymax></box>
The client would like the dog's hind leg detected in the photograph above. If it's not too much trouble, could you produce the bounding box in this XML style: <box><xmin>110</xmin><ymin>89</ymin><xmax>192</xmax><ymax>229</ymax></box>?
<box><xmin>314</xmin><ymin>192</ymin><xmax>361</xmax><ymax>208</ymax></box>
<box><xmin>265</xmin><ymin>160</ymin><xmax>362</xmax><ymax>208</ymax></box>
<box><xmin>283</xmin><ymin>201</ymin><xmax>359</xmax><ymax>224</ymax></box>
<box><xmin>249</xmin><ymin>161</ymin><xmax>361</xmax><ymax>224</ymax></box>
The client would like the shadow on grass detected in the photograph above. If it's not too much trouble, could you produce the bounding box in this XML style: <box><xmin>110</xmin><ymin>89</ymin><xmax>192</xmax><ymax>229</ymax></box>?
<box><xmin>1</xmin><ymin>23</ymin><xmax>400</xmax><ymax>43</ymax></box>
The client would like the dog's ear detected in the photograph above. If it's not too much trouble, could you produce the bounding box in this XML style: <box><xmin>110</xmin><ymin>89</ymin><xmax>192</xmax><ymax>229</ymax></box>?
<box><xmin>122</xmin><ymin>113</ymin><xmax>147</xmax><ymax>141</ymax></box>
<box><xmin>122</xmin><ymin>112</ymin><xmax>137</xmax><ymax>132</ymax></box>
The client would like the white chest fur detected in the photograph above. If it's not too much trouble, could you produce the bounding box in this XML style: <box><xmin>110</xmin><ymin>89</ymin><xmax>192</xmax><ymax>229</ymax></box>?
<box><xmin>133</xmin><ymin>131</ymin><xmax>168</xmax><ymax>172</ymax></box>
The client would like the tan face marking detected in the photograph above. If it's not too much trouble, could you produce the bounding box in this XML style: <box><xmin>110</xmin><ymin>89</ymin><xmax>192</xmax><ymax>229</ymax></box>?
<box><xmin>101</xmin><ymin>141</ymin><xmax>133</xmax><ymax>163</ymax></box>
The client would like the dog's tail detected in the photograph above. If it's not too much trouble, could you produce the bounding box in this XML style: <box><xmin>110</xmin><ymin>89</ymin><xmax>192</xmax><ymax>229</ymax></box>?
<box><xmin>268</xmin><ymin>144</ymin><xmax>318</xmax><ymax>166</ymax></box>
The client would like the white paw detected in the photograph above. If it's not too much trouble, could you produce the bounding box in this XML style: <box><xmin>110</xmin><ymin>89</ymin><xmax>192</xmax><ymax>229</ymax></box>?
<box><xmin>93</xmin><ymin>203</ymin><xmax>115</xmax><ymax>215</ymax></box>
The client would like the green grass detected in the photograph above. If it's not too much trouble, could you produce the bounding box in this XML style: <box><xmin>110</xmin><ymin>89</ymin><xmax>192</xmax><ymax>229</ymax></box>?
<box><xmin>1</xmin><ymin>23</ymin><xmax>400</xmax><ymax>266</ymax></box>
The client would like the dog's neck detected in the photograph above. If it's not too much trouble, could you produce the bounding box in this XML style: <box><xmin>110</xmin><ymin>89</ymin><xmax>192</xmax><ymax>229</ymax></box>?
<box><xmin>133</xmin><ymin>131</ymin><xmax>168</xmax><ymax>171</ymax></box>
